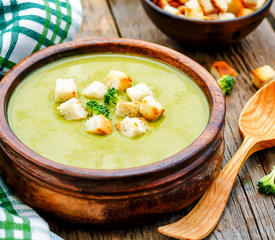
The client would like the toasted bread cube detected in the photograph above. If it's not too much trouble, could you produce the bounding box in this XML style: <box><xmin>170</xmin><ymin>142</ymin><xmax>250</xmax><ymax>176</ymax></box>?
<box><xmin>241</xmin><ymin>0</ymin><xmax>257</xmax><ymax>8</ymax></box>
<box><xmin>153</xmin><ymin>0</ymin><xmax>166</xmax><ymax>8</ymax></box>
<box><xmin>139</xmin><ymin>96</ymin><xmax>165</xmax><ymax>121</ymax></box>
<box><xmin>168</xmin><ymin>0</ymin><xmax>186</xmax><ymax>8</ymax></box>
<box><xmin>85</xmin><ymin>115</ymin><xmax>112</xmax><ymax>135</ymax></box>
<box><xmin>127</xmin><ymin>83</ymin><xmax>153</xmax><ymax>102</ymax></box>
<box><xmin>177</xmin><ymin>0</ymin><xmax>186</xmax><ymax>3</ymax></box>
<box><xmin>58</xmin><ymin>98</ymin><xmax>88</xmax><ymax>120</ymax></box>
<box><xmin>219</xmin><ymin>12</ymin><xmax>236</xmax><ymax>20</ymax></box>
<box><xmin>253</xmin><ymin>0</ymin><xmax>265</xmax><ymax>10</ymax></box>
<box><xmin>211</xmin><ymin>61</ymin><xmax>238</xmax><ymax>79</ymax></box>
<box><xmin>55</xmin><ymin>78</ymin><xmax>77</xmax><ymax>103</ymax></box>
<box><xmin>185</xmin><ymin>0</ymin><xmax>204</xmax><ymax>19</ymax></box>
<box><xmin>227</xmin><ymin>0</ymin><xmax>243</xmax><ymax>14</ymax></box>
<box><xmin>199</xmin><ymin>0</ymin><xmax>217</xmax><ymax>14</ymax></box>
<box><xmin>207</xmin><ymin>13</ymin><xmax>219</xmax><ymax>20</ymax></box>
<box><xmin>252</xmin><ymin>65</ymin><xmax>275</xmax><ymax>89</ymax></box>
<box><xmin>82</xmin><ymin>81</ymin><xmax>108</xmax><ymax>100</ymax></box>
<box><xmin>237</xmin><ymin>7</ymin><xmax>254</xmax><ymax>17</ymax></box>
<box><xmin>186</xmin><ymin>0</ymin><xmax>200</xmax><ymax>8</ymax></box>
<box><xmin>115</xmin><ymin>117</ymin><xmax>150</xmax><ymax>138</ymax></box>
<box><xmin>106</xmin><ymin>70</ymin><xmax>132</xmax><ymax>91</ymax></box>
<box><xmin>204</xmin><ymin>16</ymin><xmax>215</xmax><ymax>20</ymax></box>
<box><xmin>163</xmin><ymin>5</ymin><xmax>179</xmax><ymax>14</ymax></box>
<box><xmin>212</xmin><ymin>0</ymin><xmax>228</xmax><ymax>12</ymax></box>
<box><xmin>115</xmin><ymin>101</ymin><xmax>140</xmax><ymax>118</ymax></box>
<box><xmin>178</xmin><ymin>5</ymin><xmax>186</xmax><ymax>14</ymax></box>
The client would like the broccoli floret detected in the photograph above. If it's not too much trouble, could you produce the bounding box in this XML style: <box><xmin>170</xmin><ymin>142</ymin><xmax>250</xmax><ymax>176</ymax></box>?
<box><xmin>257</xmin><ymin>166</ymin><xmax>275</xmax><ymax>195</ymax></box>
<box><xmin>217</xmin><ymin>75</ymin><xmax>235</xmax><ymax>95</ymax></box>
<box><xmin>104</xmin><ymin>88</ymin><xmax>120</xmax><ymax>105</ymax></box>
<box><xmin>86</xmin><ymin>100</ymin><xmax>110</xmax><ymax>119</ymax></box>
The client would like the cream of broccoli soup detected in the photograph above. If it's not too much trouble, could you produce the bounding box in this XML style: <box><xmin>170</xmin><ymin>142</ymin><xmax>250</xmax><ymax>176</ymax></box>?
<box><xmin>8</xmin><ymin>54</ymin><xmax>209</xmax><ymax>169</ymax></box>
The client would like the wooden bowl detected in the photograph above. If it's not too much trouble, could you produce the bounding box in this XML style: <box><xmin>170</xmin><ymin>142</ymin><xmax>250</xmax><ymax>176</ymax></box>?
<box><xmin>141</xmin><ymin>0</ymin><xmax>273</xmax><ymax>46</ymax></box>
<box><xmin>0</xmin><ymin>39</ymin><xmax>225</xmax><ymax>225</ymax></box>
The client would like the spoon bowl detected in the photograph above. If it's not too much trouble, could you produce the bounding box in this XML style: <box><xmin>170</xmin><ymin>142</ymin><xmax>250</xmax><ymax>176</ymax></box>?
<box><xmin>159</xmin><ymin>80</ymin><xmax>275</xmax><ymax>240</ymax></box>
<box><xmin>239</xmin><ymin>80</ymin><xmax>275</xmax><ymax>142</ymax></box>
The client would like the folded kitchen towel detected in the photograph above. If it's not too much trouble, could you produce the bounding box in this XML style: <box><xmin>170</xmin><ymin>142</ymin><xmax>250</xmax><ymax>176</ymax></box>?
<box><xmin>0</xmin><ymin>178</ymin><xmax>63</xmax><ymax>240</ymax></box>
<box><xmin>0</xmin><ymin>0</ymin><xmax>82</xmax><ymax>239</ymax></box>
<box><xmin>0</xmin><ymin>0</ymin><xmax>82</xmax><ymax>78</ymax></box>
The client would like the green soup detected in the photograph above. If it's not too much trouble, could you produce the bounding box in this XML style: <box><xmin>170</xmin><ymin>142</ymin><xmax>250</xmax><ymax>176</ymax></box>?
<box><xmin>8</xmin><ymin>54</ymin><xmax>209</xmax><ymax>169</ymax></box>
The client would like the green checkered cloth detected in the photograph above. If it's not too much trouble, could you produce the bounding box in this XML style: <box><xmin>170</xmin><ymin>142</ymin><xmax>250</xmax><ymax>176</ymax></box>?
<box><xmin>0</xmin><ymin>178</ymin><xmax>62</xmax><ymax>240</ymax></box>
<box><xmin>0</xmin><ymin>0</ymin><xmax>82</xmax><ymax>78</ymax></box>
<box><xmin>0</xmin><ymin>0</ymin><xmax>82</xmax><ymax>239</ymax></box>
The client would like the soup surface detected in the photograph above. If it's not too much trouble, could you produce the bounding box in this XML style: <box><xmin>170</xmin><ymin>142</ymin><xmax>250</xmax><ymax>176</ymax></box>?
<box><xmin>8</xmin><ymin>54</ymin><xmax>209</xmax><ymax>169</ymax></box>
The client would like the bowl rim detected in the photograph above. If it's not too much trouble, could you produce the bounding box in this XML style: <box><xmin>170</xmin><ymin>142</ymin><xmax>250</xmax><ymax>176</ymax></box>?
<box><xmin>143</xmin><ymin>0</ymin><xmax>273</xmax><ymax>24</ymax></box>
<box><xmin>0</xmin><ymin>38</ymin><xmax>225</xmax><ymax>179</ymax></box>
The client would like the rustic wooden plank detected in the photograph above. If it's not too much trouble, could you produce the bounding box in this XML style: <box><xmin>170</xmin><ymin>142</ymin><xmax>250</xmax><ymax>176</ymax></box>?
<box><xmin>0</xmin><ymin>0</ymin><xmax>272</xmax><ymax>239</ymax></box>
<box><xmin>75</xmin><ymin>0</ymin><xmax>118</xmax><ymax>40</ymax></box>
<box><xmin>217</xmin><ymin>20</ymin><xmax>275</xmax><ymax>240</ymax></box>
<box><xmin>268</xmin><ymin>3</ymin><xmax>275</xmax><ymax>30</ymax></box>
<box><xmin>107</xmin><ymin>0</ymin><xmax>275</xmax><ymax>240</ymax></box>
<box><xmin>270</xmin><ymin>2</ymin><xmax>275</xmax><ymax>16</ymax></box>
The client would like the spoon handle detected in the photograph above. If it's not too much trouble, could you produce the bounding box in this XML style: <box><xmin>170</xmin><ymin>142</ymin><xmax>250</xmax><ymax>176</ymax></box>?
<box><xmin>158</xmin><ymin>137</ymin><xmax>257</xmax><ymax>240</ymax></box>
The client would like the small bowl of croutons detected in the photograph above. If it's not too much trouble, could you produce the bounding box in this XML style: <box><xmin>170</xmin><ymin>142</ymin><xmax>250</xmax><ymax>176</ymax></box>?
<box><xmin>141</xmin><ymin>0</ymin><xmax>273</xmax><ymax>46</ymax></box>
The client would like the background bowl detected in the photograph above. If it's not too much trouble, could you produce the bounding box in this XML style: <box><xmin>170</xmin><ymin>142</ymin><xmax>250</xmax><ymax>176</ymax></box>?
<box><xmin>0</xmin><ymin>39</ymin><xmax>225</xmax><ymax>225</ymax></box>
<box><xmin>141</xmin><ymin>0</ymin><xmax>273</xmax><ymax>46</ymax></box>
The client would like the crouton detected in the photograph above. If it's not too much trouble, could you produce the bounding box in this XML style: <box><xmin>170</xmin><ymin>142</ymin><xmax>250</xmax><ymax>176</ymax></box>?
<box><xmin>207</xmin><ymin>13</ymin><xmax>219</xmax><ymax>20</ymax></box>
<box><xmin>115</xmin><ymin>101</ymin><xmax>140</xmax><ymax>118</ymax></box>
<box><xmin>252</xmin><ymin>65</ymin><xmax>275</xmax><ymax>89</ymax></box>
<box><xmin>85</xmin><ymin>115</ymin><xmax>113</xmax><ymax>135</ymax></box>
<box><xmin>199</xmin><ymin>0</ymin><xmax>217</xmax><ymax>15</ymax></box>
<box><xmin>82</xmin><ymin>81</ymin><xmax>108</xmax><ymax>100</ymax></box>
<box><xmin>153</xmin><ymin>0</ymin><xmax>166</xmax><ymax>8</ymax></box>
<box><xmin>115</xmin><ymin>117</ymin><xmax>150</xmax><ymax>138</ymax></box>
<box><xmin>55</xmin><ymin>78</ymin><xmax>77</xmax><ymax>103</ymax></box>
<box><xmin>227</xmin><ymin>0</ymin><xmax>243</xmax><ymax>14</ymax></box>
<box><xmin>237</xmin><ymin>7</ymin><xmax>254</xmax><ymax>17</ymax></box>
<box><xmin>163</xmin><ymin>5</ymin><xmax>179</xmax><ymax>14</ymax></box>
<box><xmin>241</xmin><ymin>0</ymin><xmax>257</xmax><ymax>8</ymax></box>
<box><xmin>177</xmin><ymin>0</ymin><xmax>186</xmax><ymax>3</ymax></box>
<box><xmin>219</xmin><ymin>12</ymin><xmax>236</xmax><ymax>20</ymax></box>
<box><xmin>127</xmin><ymin>83</ymin><xmax>153</xmax><ymax>102</ymax></box>
<box><xmin>139</xmin><ymin>96</ymin><xmax>165</xmax><ymax>121</ymax></box>
<box><xmin>211</xmin><ymin>61</ymin><xmax>238</xmax><ymax>79</ymax></box>
<box><xmin>186</xmin><ymin>0</ymin><xmax>200</xmax><ymax>8</ymax></box>
<box><xmin>204</xmin><ymin>16</ymin><xmax>215</xmax><ymax>20</ymax></box>
<box><xmin>253</xmin><ymin>0</ymin><xmax>265</xmax><ymax>10</ymax></box>
<box><xmin>178</xmin><ymin>5</ymin><xmax>186</xmax><ymax>14</ymax></box>
<box><xmin>185</xmin><ymin>0</ymin><xmax>204</xmax><ymax>19</ymax></box>
<box><xmin>168</xmin><ymin>0</ymin><xmax>186</xmax><ymax>8</ymax></box>
<box><xmin>58</xmin><ymin>98</ymin><xmax>88</xmax><ymax>120</ymax></box>
<box><xmin>106</xmin><ymin>70</ymin><xmax>132</xmax><ymax>91</ymax></box>
<box><xmin>211</xmin><ymin>0</ymin><xmax>228</xmax><ymax>12</ymax></box>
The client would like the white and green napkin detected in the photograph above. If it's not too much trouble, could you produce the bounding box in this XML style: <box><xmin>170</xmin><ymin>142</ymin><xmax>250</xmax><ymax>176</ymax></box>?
<box><xmin>0</xmin><ymin>178</ymin><xmax>62</xmax><ymax>240</ymax></box>
<box><xmin>0</xmin><ymin>0</ymin><xmax>82</xmax><ymax>77</ymax></box>
<box><xmin>0</xmin><ymin>0</ymin><xmax>82</xmax><ymax>239</ymax></box>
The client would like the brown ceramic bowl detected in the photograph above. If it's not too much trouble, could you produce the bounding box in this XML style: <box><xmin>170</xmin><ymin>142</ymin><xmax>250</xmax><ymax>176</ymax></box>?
<box><xmin>0</xmin><ymin>39</ymin><xmax>225</xmax><ymax>225</ymax></box>
<box><xmin>141</xmin><ymin>0</ymin><xmax>273</xmax><ymax>46</ymax></box>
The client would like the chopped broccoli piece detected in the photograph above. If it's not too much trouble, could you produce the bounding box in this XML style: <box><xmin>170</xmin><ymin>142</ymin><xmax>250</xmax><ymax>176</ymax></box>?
<box><xmin>257</xmin><ymin>166</ymin><xmax>275</xmax><ymax>195</ymax></box>
<box><xmin>86</xmin><ymin>100</ymin><xmax>110</xmax><ymax>119</ymax></box>
<box><xmin>104</xmin><ymin>88</ymin><xmax>120</xmax><ymax>105</ymax></box>
<box><xmin>217</xmin><ymin>75</ymin><xmax>235</xmax><ymax>95</ymax></box>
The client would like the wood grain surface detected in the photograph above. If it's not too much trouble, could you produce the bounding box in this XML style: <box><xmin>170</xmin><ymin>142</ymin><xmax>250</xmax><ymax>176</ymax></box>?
<box><xmin>44</xmin><ymin>0</ymin><xmax>274</xmax><ymax>239</ymax></box>
<box><xmin>158</xmin><ymin>80</ymin><xmax>275</xmax><ymax>240</ymax></box>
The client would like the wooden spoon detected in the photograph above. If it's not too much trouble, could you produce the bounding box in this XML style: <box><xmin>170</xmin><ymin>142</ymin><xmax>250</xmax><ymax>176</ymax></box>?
<box><xmin>158</xmin><ymin>80</ymin><xmax>275</xmax><ymax>240</ymax></box>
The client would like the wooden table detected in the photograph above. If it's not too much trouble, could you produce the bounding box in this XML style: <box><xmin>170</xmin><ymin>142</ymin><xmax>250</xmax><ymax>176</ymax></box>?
<box><xmin>48</xmin><ymin>1</ymin><xmax>275</xmax><ymax>239</ymax></box>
